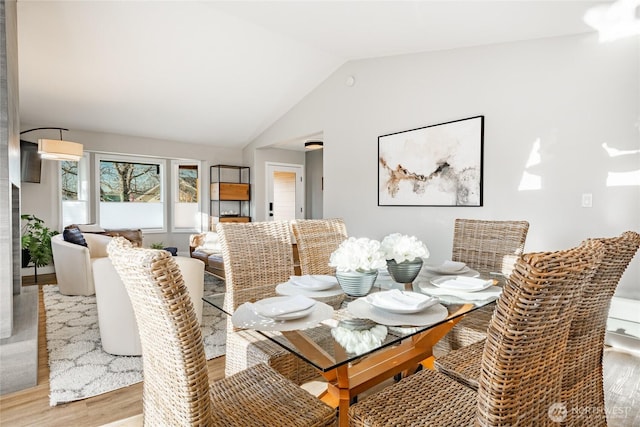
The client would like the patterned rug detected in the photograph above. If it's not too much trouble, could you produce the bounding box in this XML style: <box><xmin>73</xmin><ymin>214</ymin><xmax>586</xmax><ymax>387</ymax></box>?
<box><xmin>43</xmin><ymin>273</ymin><xmax>226</xmax><ymax>406</ymax></box>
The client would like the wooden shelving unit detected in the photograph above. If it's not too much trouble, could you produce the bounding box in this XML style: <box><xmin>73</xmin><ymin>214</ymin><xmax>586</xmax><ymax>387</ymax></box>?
<box><xmin>210</xmin><ymin>165</ymin><xmax>250</xmax><ymax>227</ymax></box>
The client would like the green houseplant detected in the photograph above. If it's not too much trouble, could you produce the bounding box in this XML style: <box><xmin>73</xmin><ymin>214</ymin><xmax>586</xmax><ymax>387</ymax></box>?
<box><xmin>21</xmin><ymin>214</ymin><xmax>59</xmax><ymax>274</ymax></box>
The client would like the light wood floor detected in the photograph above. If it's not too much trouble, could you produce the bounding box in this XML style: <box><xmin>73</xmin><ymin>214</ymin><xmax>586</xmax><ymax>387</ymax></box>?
<box><xmin>0</xmin><ymin>284</ymin><xmax>225</xmax><ymax>427</ymax></box>
<box><xmin>2</xmin><ymin>281</ymin><xmax>639</xmax><ymax>426</ymax></box>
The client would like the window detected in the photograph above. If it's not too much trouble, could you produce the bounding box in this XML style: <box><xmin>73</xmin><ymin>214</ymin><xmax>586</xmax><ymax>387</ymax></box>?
<box><xmin>172</xmin><ymin>161</ymin><xmax>202</xmax><ymax>232</ymax></box>
<box><xmin>60</xmin><ymin>154</ymin><xmax>89</xmax><ymax>227</ymax></box>
<box><xmin>96</xmin><ymin>154</ymin><xmax>165</xmax><ymax>230</ymax></box>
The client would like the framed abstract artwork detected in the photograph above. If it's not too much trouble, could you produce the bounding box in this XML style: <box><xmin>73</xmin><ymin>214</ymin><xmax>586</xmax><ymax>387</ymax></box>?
<box><xmin>378</xmin><ymin>115</ymin><xmax>484</xmax><ymax>207</ymax></box>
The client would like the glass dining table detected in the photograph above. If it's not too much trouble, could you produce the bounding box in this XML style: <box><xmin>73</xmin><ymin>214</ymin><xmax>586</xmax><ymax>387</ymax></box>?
<box><xmin>203</xmin><ymin>270</ymin><xmax>504</xmax><ymax>427</ymax></box>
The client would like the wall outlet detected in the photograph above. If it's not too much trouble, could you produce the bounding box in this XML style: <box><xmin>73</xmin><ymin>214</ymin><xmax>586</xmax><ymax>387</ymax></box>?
<box><xmin>581</xmin><ymin>193</ymin><xmax>593</xmax><ymax>208</ymax></box>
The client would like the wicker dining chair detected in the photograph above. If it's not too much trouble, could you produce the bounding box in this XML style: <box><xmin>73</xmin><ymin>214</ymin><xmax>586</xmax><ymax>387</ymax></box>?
<box><xmin>433</xmin><ymin>230</ymin><xmax>640</xmax><ymax>403</ymax></box>
<box><xmin>217</xmin><ymin>221</ymin><xmax>321</xmax><ymax>385</ymax></box>
<box><xmin>106</xmin><ymin>237</ymin><xmax>336</xmax><ymax>427</ymax></box>
<box><xmin>451</xmin><ymin>218</ymin><xmax>530</xmax><ymax>276</ymax></box>
<box><xmin>562</xmin><ymin>230</ymin><xmax>640</xmax><ymax>426</ymax></box>
<box><xmin>433</xmin><ymin>218</ymin><xmax>530</xmax><ymax>357</ymax></box>
<box><xmin>349</xmin><ymin>239</ymin><xmax>604</xmax><ymax>427</ymax></box>
<box><xmin>291</xmin><ymin>218</ymin><xmax>348</xmax><ymax>309</ymax></box>
<box><xmin>292</xmin><ymin>218</ymin><xmax>348</xmax><ymax>276</ymax></box>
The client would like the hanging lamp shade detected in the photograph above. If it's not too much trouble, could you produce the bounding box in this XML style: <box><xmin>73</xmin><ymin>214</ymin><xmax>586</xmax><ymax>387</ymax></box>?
<box><xmin>19</xmin><ymin>127</ymin><xmax>83</xmax><ymax>162</ymax></box>
<box><xmin>38</xmin><ymin>138</ymin><xmax>83</xmax><ymax>161</ymax></box>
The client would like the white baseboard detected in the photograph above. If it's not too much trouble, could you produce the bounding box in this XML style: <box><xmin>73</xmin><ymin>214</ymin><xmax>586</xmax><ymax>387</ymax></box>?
<box><xmin>606</xmin><ymin>297</ymin><xmax>640</xmax><ymax>355</ymax></box>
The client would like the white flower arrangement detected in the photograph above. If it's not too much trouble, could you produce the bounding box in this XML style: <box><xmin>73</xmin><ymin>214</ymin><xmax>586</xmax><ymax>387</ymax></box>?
<box><xmin>331</xmin><ymin>325</ymin><xmax>388</xmax><ymax>355</ymax></box>
<box><xmin>380</xmin><ymin>233</ymin><xmax>430</xmax><ymax>263</ymax></box>
<box><xmin>329</xmin><ymin>237</ymin><xmax>387</xmax><ymax>272</ymax></box>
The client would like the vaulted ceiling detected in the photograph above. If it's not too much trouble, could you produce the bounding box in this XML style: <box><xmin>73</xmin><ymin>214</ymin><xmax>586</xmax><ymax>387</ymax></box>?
<box><xmin>17</xmin><ymin>1</ymin><xmax>605</xmax><ymax>149</ymax></box>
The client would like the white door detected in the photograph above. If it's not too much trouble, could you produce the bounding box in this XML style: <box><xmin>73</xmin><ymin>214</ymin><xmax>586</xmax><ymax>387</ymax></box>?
<box><xmin>266</xmin><ymin>163</ymin><xmax>304</xmax><ymax>221</ymax></box>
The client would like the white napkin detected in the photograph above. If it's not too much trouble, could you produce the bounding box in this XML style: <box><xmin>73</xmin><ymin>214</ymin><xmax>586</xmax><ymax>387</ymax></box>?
<box><xmin>438</xmin><ymin>276</ymin><xmax>492</xmax><ymax>291</ymax></box>
<box><xmin>288</xmin><ymin>275</ymin><xmax>337</xmax><ymax>290</ymax></box>
<box><xmin>252</xmin><ymin>295</ymin><xmax>316</xmax><ymax>318</ymax></box>
<box><xmin>367</xmin><ymin>289</ymin><xmax>437</xmax><ymax>312</ymax></box>
<box><xmin>437</xmin><ymin>260</ymin><xmax>467</xmax><ymax>273</ymax></box>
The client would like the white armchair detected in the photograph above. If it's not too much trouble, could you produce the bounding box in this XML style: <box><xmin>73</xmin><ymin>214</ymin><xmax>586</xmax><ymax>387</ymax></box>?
<box><xmin>93</xmin><ymin>255</ymin><xmax>205</xmax><ymax>356</ymax></box>
<box><xmin>51</xmin><ymin>233</ymin><xmax>113</xmax><ymax>296</ymax></box>
<box><xmin>92</xmin><ymin>257</ymin><xmax>143</xmax><ymax>356</ymax></box>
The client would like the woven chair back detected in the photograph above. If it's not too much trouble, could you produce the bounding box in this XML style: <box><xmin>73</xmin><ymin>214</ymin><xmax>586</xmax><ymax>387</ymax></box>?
<box><xmin>562</xmin><ymin>230</ymin><xmax>640</xmax><ymax>425</ymax></box>
<box><xmin>292</xmin><ymin>218</ymin><xmax>348</xmax><ymax>276</ymax></box>
<box><xmin>107</xmin><ymin>237</ymin><xmax>212</xmax><ymax>426</ymax></box>
<box><xmin>475</xmin><ymin>239</ymin><xmax>605</xmax><ymax>426</ymax></box>
<box><xmin>216</xmin><ymin>221</ymin><xmax>294</xmax><ymax>313</ymax></box>
<box><xmin>452</xmin><ymin>218</ymin><xmax>529</xmax><ymax>276</ymax></box>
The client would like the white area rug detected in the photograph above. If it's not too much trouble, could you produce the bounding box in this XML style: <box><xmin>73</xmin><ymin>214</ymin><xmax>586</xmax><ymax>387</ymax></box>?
<box><xmin>43</xmin><ymin>273</ymin><xmax>226</xmax><ymax>406</ymax></box>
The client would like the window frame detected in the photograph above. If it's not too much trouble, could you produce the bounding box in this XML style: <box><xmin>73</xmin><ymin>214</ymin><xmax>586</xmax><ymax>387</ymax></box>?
<box><xmin>170</xmin><ymin>159</ymin><xmax>204</xmax><ymax>233</ymax></box>
<box><xmin>94</xmin><ymin>153</ymin><xmax>167</xmax><ymax>233</ymax></box>
<box><xmin>59</xmin><ymin>152</ymin><xmax>91</xmax><ymax>229</ymax></box>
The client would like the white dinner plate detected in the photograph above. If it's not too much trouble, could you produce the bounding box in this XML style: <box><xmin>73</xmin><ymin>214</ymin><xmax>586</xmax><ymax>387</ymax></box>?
<box><xmin>288</xmin><ymin>275</ymin><xmax>338</xmax><ymax>291</ymax></box>
<box><xmin>365</xmin><ymin>291</ymin><xmax>439</xmax><ymax>314</ymax></box>
<box><xmin>347</xmin><ymin>298</ymin><xmax>448</xmax><ymax>327</ymax></box>
<box><xmin>232</xmin><ymin>301</ymin><xmax>334</xmax><ymax>331</ymax></box>
<box><xmin>430</xmin><ymin>276</ymin><xmax>494</xmax><ymax>292</ymax></box>
<box><xmin>417</xmin><ymin>282</ymin><xmax>502</xmax><ymax>302</ymax></box>
<box><xmin>423</xmin><ymin>264</ymin><xmax>470</xmax><ymax>275</ymax></box>
<box><xmin>419</xmin><ymin>267</ymin><xmax>480</xmax><ymax>279</ymax></box>
<box><xmin>276</xmin><ymin>281</ymin><xmax>344</xmax><ymax>298</ymax></box>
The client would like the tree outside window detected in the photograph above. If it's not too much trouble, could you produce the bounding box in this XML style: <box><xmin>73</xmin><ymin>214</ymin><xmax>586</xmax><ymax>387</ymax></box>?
<box><xmin>60</xmin><ymin>156</ymin><xmax>89</xmax><ymax>227</ymax></box>
<box><xmin>100</xmin><ymin>161</ymin><xmax>161</xmax><ymax>202</ymax></box>
<box><xmin>61</xmin><ymin>161</ymin><xmax>78</xmax><ymax>201</ymax></box>
<box><xmin>178</xmin><ymin>165</ymin><xmax>198</xmax><ymax>203</ymax></box>
<box><xmin>97</xmin><ymin>156</ymin><xmax>165</xmax><ymax>230</ymax></box>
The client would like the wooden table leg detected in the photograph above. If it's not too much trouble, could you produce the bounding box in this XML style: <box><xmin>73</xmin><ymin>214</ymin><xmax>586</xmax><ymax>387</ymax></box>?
<box><xmin>335</xmin><ymin>364</ymin><xmax>351</xmax><ymax>427</ymax></box>
<box><xmin>285</xmin><ymin>303</ymin><xmax>477</xmax><ymax>425</ymax></box>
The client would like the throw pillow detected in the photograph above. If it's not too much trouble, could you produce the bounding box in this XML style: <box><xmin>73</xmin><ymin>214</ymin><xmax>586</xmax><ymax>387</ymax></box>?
<box><xmin>204</xmin><ymin>231</ymin><xmax>220</xmax><ymax>245</ymax></box>
<box><xmin>76</xmin><ymin>223</ymin><xmax>106</xmax><ymax>233</ymax></box>
<box><xmin>63</xmin><ymin>228</ymin><xmax>88</xmax><ymax>247</ymax></box>
<box><xmin>196</xmin><ymin>231</ymin><xmax>222</xmax><ymax>254</ymax></box>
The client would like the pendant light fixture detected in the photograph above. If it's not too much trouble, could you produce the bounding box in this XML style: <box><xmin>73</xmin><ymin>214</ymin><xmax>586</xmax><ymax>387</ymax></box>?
<box><xmin>304</xmin><ymin>140</ymin><xmax>323</xmax><ymax>150</ymax></box>
<box><xmin>19</xmin><ymin>127</ymin><xmax>83</xmax><ymax>161</ymax></box>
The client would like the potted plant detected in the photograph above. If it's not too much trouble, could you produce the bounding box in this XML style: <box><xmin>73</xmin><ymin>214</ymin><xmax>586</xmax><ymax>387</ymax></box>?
<box><xmin>380</xmin><ymin>233</ymin><xmax>429</xmax><ymax>286</ymax></box>
<box><xmin>329</xmin><ymin>237</ymin><xmax>386</xmax><ymax>296</ymax></box>
<box><xmin>21</xmin><ymin>214</ymin><xmax>59</xmax><ymax>278</ymax></box>
<box><xmin>150</xmin><ymin>242</ymin><xmax>178</xmax><ymax>256</ymax></box>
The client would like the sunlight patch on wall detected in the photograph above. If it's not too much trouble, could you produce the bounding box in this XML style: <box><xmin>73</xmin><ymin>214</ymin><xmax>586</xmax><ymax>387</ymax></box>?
<box><xmin>602</xmin><ymin>142</ymin><xmax>640</xmax><ymax>157</ymax></box>
<box><xmin>518</xmin><ymin>171</ymin><xmax>542</xmax><ymax>191</ymax></box>
<box><xmin>607</xmin><ymin>170</ymin><xmax>640</xmax><ymax>186</ymax></box>
<box><xmin>602</xmin><ymin>142</ymin><xmax>640</xmax><ymax>186</ymax></box>
<box><xmin>518</xmin><ymin>138</ymin><xmax>542</xmax><ymax>191</ymax></box>
<box><xmin>584</xmin><ymin>0</ymin><xmax>640</xmax><ymax>42</ymax></box>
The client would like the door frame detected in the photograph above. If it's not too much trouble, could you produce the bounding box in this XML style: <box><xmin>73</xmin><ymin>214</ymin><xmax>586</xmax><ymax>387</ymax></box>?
<box><xmin>265</xmin><ymin>162</ymin><xmax>305</xmax><ymax>221</ymax></box>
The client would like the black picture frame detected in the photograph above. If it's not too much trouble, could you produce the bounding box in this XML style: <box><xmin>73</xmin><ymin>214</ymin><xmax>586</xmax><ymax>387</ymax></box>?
<box><xmin>378</xmin><ymin>115</ymin><xmax>484</xmax><ymax>207</ymax></box>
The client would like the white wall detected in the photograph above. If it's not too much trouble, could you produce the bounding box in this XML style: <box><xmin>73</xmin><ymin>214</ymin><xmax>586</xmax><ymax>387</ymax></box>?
<box><xmin>245</xmin><ymin>33</ymin><xmax>640</xmax><ymax>299</ymax></box>
<box><xmin>251</xmin><ymin>147</ymin><xmax>305</xmax><ymax>221</ymax></box>
<box><xmin>20</xmin><ymin>127</ymin><xmax>245</xmax><ymax>262</ymax></box>
<box><xmin>305</xmin><ymin>149</ymin><xmax>323</xmax><ymax>219</ymax></box>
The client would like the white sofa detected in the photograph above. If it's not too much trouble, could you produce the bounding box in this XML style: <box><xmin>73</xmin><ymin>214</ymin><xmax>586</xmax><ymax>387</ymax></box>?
<box><xmin>51</xmin><ymin>233</ymin><xmax>113</xmax><ymax>296</ymax></box>
<box><xmin>93</xmin><ymin>256</ymin><xmax>205</xmax><ymax>356</ymax></box>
